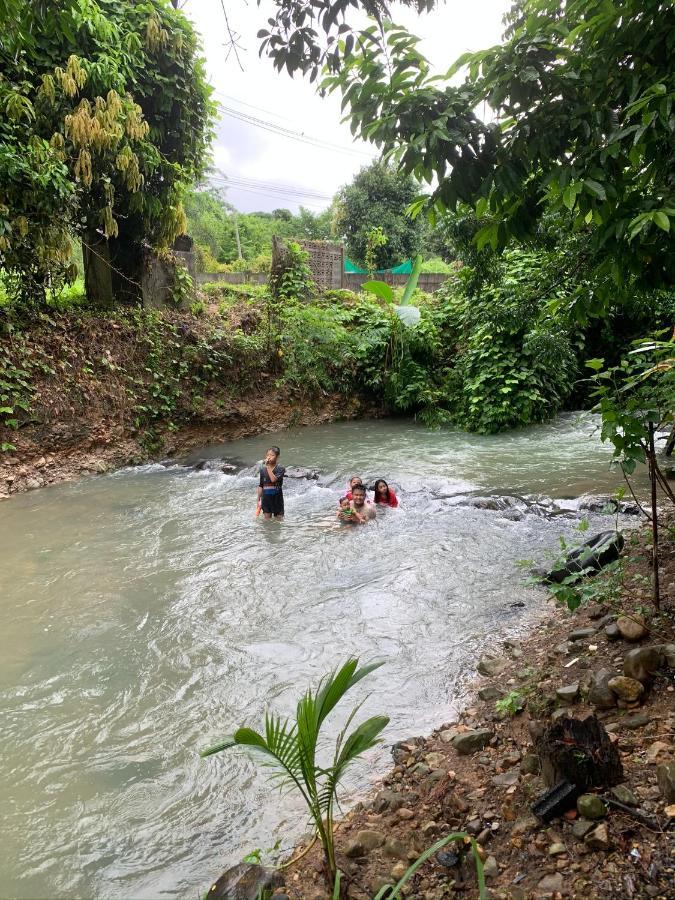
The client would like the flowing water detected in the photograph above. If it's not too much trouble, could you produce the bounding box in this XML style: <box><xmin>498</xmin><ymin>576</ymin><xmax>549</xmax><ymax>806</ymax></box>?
<box><xmin>1</xmin><ymin>414</ymin><xmax>638</xmax><ymax>899</ymax></box>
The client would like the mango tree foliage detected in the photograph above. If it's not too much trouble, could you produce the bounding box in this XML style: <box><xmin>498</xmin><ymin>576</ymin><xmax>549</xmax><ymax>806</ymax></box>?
<box><xmin>0</xmin><ymin>0</ymin><xmax>213</xmax><ymax>303</ymax></box>
<box><xmin>320</xmin><ymin>0</ymin><xmax>674</xmax><ymax>308</ymax></box>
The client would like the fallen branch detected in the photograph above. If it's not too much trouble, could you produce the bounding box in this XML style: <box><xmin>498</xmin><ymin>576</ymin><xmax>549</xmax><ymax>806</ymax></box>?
<box><xmin>604</xmin><ymin>797</ymin><xmax>663</xmax><ymax>832</ymax></box>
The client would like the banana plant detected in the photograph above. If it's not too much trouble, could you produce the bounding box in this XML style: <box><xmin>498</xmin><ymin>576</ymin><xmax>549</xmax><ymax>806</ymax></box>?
<box><xmin>201</xmin><ymin>658</ymin><xmax>388</xmax><ymax>885</ymax></box>
<box><xmin>362</xmin><ymin>253</ymin><xmax>423</xmax><ymax>327</ymax></box>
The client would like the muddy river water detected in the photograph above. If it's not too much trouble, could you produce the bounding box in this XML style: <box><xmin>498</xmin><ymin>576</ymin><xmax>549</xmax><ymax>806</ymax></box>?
<box><xmin>0</xmin><ymin>414</ymin><xmax>638</xmax><ymax>898</ymax></box>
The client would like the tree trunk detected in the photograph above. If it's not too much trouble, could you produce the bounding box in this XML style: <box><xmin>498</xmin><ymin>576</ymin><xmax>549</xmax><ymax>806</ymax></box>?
<box><xmin>648</xmin><ymin>423</ymin><xmax>660</xmax><ymax>608</ymax></box>
<box><xmin>82</xmin><ymin>231</ymin><xmax>114</xmax><ymax>308</ymax></box>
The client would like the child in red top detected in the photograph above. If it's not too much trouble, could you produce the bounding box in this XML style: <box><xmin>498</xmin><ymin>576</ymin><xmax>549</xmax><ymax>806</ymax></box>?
<box><xmin>373</xmin><ymin>479</ymin><xmax>398</xmax><ymax>508</ymax></box>
<box><xmin>345</xmin><ymin>475</ymin><xmax>363</xmax><ymax>501</ymax></box>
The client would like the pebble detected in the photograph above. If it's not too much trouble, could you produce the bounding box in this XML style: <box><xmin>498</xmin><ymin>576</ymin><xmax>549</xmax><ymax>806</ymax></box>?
<box><xmin>549</xmin><ymin>842</ymin><xmax>567</xmax><ymax>855</ymax></box>
<box><xmin>390</xmin><ymin>862</ymin><xmax>408</xmax><ymax>880</ymax></box>
<box><xmin>483</xmin><ymin>855</ymin><xmax>499</xmax><ymax>879</ymax></box>
<box><xmin>572</xmin><ymin>818</ymin><xmax>595</xmax><ymax>839</ymax></box>
<box><xmin>424</xmin><ymin>752</ymin><xmax>445</xmax><ymax>770</ymax></box>
<box><xmin>536</xmin><ymin>872</ymin><xmax>565</xmax><ymax>894</ymax></box>
<box><xmin>520</xmin><ymin>753</ymin><xmax>540</xmax><ymax>775</ymax></box>
<box><xmin>478</xmin><ymin>686</ymin><xmax>504</xmax><ymax>701</ymax></box>
<box><xmin>383</xmin><ymin>838</ymin><xmax>409</xmax><ymax>860</ymax></box>
<box><xmin>397</xmin><ymin>808</ymin><xmax>415</xmax><ymax>821</ymax></box>
<box><xmin>584</xmin><ymin>822</ymin><xmax>610</xmax><ymax>850</ymax></box>
<box><xmin>616</xmin><ymin>616</ymin><xmax>647</xmax><ymax>642</ymax></box>
<box><xmin>605</xmin><ymin>623</ymin><xmax>621</xmax><ymax>641</ymax></box>
<box><xmin>491</xmin><ymin>771</ymin><xmax>519</xmax><ymax>788</ymax></box>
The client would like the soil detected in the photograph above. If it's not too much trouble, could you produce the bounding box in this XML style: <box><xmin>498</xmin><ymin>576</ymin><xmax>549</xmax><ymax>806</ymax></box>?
<box><xmin>0</xmin><ymin>386</ymin><xmax>368</xmax><ymax>500</ymax></box>
<box><xmin>0</xmin><ymin>307</ymin><xmax>378</xmax><ymax>500</ymax></box>
<box><xmin>274</xmin><ymin>521</ymin><xmax>675</xmax><ymax>899</ymax></box>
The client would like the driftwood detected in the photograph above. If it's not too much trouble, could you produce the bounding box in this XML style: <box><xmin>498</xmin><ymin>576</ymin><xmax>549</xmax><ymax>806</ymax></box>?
<box><xmin>536</xmin><ymin>715</ymin><xmax>623</xmax><ymax>791</ymax></box>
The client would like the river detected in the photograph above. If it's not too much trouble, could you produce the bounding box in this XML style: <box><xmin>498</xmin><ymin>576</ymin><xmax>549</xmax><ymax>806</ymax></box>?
<box><xmin>0</xmin><ymin>414</ymin><xmax>635</xmax><ymax>899</ymax></box>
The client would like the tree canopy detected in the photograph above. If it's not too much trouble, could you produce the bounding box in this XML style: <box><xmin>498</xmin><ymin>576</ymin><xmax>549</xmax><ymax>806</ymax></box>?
<box><xmin>321</xmin><ymin>0</ymin><xmax>674</xmax><ymax>302</ymax></box>
<box><xmin>0</xmin><ymin>0</ymin><xmax>213</xmax><ymax>302</ymax></box>
<box><xmin>335</xmin><ymin>161</ymin><xmax>422</xmax><ymax>269</ymax></box>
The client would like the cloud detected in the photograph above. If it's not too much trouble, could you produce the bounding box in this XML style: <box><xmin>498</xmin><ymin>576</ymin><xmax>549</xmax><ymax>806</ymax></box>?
<box><xmin>183</xmin><ymin>0</ymin><xmax>509</xmax><ymax>212</ymax></box>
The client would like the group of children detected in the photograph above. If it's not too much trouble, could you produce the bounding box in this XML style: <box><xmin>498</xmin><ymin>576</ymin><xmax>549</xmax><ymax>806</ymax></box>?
<box><xmin>255</xmin><ymin>446</ymin><xmax>399</xmax><ymax>523</ymax></box>
<box><xmin>337</xmin><ymin>474</ymin><xmax>399</xmax><ymax>526</ymax></box>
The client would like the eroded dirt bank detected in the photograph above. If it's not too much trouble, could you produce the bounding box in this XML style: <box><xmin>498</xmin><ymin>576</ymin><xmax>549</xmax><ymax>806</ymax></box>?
<box><xmin>0</xmin><ymin>307</ymin><xmax>377</xmax><ymax>500</ymax></box>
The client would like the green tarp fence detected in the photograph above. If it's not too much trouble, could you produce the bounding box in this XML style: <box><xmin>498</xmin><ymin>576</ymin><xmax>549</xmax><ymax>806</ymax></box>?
<box><xmin>344</xmin><ymin>258</ymin><xmax>413</xmax><ymax>275</ymax></box>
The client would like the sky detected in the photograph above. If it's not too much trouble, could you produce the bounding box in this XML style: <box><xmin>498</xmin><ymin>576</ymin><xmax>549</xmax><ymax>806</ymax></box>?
<box><xmin>182</xmin><ymin>0</ymin><xmax>511</xmax><ymax>214</ymax></box>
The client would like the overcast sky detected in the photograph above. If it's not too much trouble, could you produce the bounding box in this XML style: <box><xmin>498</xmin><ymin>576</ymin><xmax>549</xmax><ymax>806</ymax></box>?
<box><xmin>182</xmin><ymin>0</ymin><xmax>510</xmax><ymax>213</ymax></box>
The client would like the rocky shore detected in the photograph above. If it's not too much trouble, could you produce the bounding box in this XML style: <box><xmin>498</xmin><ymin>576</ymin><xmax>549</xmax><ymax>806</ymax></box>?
<box><xmin>209</xmin><ymin>519</ymin><xmax>674</xmax><ymax>899</ymax></box>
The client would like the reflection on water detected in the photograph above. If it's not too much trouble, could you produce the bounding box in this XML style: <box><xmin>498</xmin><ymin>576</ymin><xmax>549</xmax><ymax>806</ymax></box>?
<box><xmin>0</xmin><ymin>414</ymin><xmax>635</xmax><ymax>898</ymax></box>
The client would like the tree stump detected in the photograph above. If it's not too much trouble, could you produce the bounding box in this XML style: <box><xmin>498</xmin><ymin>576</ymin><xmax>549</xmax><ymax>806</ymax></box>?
<box><xmin>535</xmin><ymin>715</ymin><xmax>623</xmax><ymax>792</ymax></box>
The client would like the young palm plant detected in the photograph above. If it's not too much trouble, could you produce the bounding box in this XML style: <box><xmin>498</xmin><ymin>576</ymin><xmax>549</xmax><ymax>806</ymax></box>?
<box><xmin>200</xmin><ymin>658</ymin><xmax>388</xmax><ymax>888</ymax></box>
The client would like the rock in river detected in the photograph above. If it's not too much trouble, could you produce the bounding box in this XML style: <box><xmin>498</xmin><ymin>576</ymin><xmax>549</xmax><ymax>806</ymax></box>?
<box><xmin>477</xmin><ymin>655</ymin><xmax>508</xmax><ymax>677</ymax></box>
<box><xmin>207</xmin><ymin>863</ymin><xmax>283</xmax><ymax>899</ymax></box>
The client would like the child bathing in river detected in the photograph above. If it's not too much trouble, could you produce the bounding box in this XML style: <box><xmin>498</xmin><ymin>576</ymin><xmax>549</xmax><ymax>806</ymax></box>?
<box><xmin>337</xmin><ymin>496</ymin><xmax>358</xmax><ymax>525</ymax></box>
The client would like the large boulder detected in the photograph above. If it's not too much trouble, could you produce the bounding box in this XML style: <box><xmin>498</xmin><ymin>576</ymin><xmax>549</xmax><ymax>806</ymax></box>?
<box><xmin>206</xmin><ymin>863</ymin><xmax>283</xmax><ymax>899</ymax></box>
<box><xmin>543</xmin><ymin>531</ymin><xmax>624</xmax><ymax>584</ymax></box>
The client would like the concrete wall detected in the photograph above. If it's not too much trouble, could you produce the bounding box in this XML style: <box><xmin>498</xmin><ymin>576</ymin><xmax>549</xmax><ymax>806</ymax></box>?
<box><xmin>196</xmin><ymin>270</ymin><xmax>450</xmax><ymax>292</ymax></box>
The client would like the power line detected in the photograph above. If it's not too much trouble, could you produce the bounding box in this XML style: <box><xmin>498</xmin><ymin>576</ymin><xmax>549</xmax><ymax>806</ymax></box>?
<box><xmin>215</xmin><ymin>101</ymin><xmax>377</xmax><ymax>159</ymax></box>
<box><xmin>206</xmin><ymin>179</ymin><xmax>329</xmax><ymax>210</ymax></box>
<box><xmin>209</xmin><ymin>173</ymin><xmax>333</xmax><ymax>201</ymax></box>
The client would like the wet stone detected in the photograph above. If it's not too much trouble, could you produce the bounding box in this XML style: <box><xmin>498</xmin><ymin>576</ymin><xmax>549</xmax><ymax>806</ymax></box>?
<box><xmin>208</xmin><ymin>864</ymin><xmax>283</xmax><ymax>900</ymax></box>
<box><xmin>477</xmin><ymin>655</ymin><xmax>508</xmax><ymax>677</ymax></box>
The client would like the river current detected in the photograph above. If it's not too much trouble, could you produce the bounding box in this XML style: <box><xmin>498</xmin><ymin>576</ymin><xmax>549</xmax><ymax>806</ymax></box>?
<box><xmin>0</xmin><ymin>414</ymin><xmax>634</xmax><ymax>898</ymax></box>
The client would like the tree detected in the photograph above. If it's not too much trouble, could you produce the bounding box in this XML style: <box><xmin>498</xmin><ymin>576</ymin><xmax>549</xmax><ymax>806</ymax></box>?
<box><xmin>0</xmin><ymin>0</ymin><xmax>212</xmax><ymax>304</ymax></box>
<box><xmin>321</xmin><ymin>1</ymin><xmax>673</xmax><ymax>305</ymax></box>
<box><xmin>335</xmin><ymin>161</ymin><xmax>422</xmax><ymax>269</ymax></box>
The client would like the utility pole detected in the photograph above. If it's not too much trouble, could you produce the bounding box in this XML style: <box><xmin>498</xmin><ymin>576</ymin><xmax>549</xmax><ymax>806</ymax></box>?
<box><xmin>233</xmin><ymin>211</ymin><xmax>242</xmax><ymax>259</ymax></box>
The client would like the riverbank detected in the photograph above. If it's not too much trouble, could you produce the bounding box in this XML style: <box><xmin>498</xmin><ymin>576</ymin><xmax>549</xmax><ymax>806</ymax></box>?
<box><xmin>219</xmin><ymin>519</ymin><xmax>675</xmax><ymax>900</ymax></box>
<box><xmin>0</xmin><ymin>303</ymin><xmax>380</xmax><ymax>500</ymax></box>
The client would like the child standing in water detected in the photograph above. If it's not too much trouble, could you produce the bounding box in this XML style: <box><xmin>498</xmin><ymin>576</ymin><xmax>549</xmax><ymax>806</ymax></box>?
<box><xmin>257</xmin><ymin>446</ymin><xmax>285</xmax><ymax>520</ymax></box>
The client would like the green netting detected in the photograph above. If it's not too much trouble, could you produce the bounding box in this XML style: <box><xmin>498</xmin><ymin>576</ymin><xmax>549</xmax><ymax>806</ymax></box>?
<box><xmin>344</xmin><ymin>258</ymin><xmax>413</xmax><ymax>275</ymax></box>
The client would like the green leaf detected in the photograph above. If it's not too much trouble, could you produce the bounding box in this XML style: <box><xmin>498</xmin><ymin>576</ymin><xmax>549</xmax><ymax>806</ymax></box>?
<box><xmin>394</xmin><ymin>304</ymin><xmax>421</xmax><ymax>327</ymax></box>
<box><xmin>361</xmin><ymin>280</ymin><xmax>395</xmax><ymax>303</ymax></box>
<box><xmin>584</xmin><ymin>179</ymin><xmax>607</xmax><ymax>200</ymax></box>
<box><xmin>653</xmin><ymin>211</ymin><xmax>670</xmax><ymax>232</ymax></box>
<box><xmin>585</xmin><ymin>358</ymin><xmax>604</xmax><ymax>371</ymax></box>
